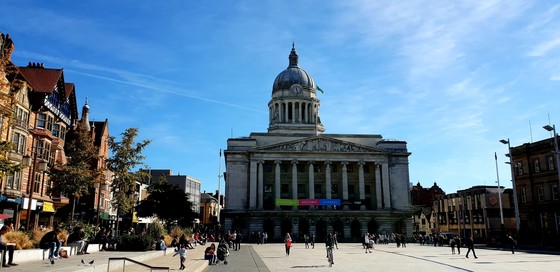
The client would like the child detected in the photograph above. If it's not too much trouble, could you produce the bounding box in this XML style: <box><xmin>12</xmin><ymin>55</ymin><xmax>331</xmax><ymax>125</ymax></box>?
<box><xmin>173</xmin><ymin>245</ymin><xmax>187</xmax><ymax>270</ymax></box>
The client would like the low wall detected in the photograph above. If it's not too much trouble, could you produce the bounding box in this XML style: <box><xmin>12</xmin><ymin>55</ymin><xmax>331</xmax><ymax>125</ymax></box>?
<box><xmin>12</xmin><ymin>243</ymin><xmax>103</xmax><ymax>263</ymax></box>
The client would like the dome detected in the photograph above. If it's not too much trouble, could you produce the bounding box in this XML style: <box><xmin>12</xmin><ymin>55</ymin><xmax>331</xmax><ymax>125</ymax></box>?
<box><xmin>272</xmin><ymin>44</ymin><xmax>315</xmax><ymax>93</ymax></box>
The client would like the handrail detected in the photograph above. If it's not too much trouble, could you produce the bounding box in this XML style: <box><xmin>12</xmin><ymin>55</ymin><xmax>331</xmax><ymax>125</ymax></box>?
<box><xmin>107</xmin><ymin>257</ymin><xmax>170</xmax><ymax>272</ymax></box>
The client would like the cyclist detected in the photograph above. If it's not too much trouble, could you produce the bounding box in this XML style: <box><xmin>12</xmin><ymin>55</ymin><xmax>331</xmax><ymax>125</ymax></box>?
<box><xmin>325</xmin><ymin>232</ymin><xmax>335</xmax><ymax>266</ymax></box>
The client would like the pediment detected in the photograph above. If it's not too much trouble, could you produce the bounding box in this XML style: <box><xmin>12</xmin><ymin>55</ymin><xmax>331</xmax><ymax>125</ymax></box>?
<box><xmin>254</xmin><ymin>136</ymin><xmax>385</xmax><ymax>153</ymax></box>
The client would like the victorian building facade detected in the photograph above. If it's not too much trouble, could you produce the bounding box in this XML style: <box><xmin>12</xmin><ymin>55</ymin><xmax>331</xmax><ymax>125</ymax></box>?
<box><xmin>509</xmin><ymin>136</ymin><xmax>560</xmax><ymax>246</ymax></box>
<box><xmin>224</xmin><ymin>45</ymin><xmax>412</xmax><ymax>242</ymax></box>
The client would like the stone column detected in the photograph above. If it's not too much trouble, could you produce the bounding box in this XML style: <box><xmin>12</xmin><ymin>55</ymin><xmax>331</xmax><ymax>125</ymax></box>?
<box><xmin>249</xmin><ymin>160</ymin><xmax>257</xmax><ymax>209</ymax></box>
<box><xmin>275</xmin><ymin>160</ymin><xmax>281</xmax><ymax>209</ymax></box>
<box><xmin>308</xmin><ymin>161</ymin><xmax>315</xmax><ymax>199</ymax></box>
<box><xmin>325</xmin><ymin>161</ymin><xmax>332</xmax><ymax>199</ymax></box>
<box><xmin>292</xmin><ymin>160</ymin><xmax>298</xmax><ymax>199</ymax></box>
<box><xmin>342</xmin><ymin>162</ymin><xmax>349</xmax><ymax>210</ymax></box>
<box><xmin>292</xmin><ymin>160</ymin><xmax>298</xmax><ymax>210</ymax></box>
<box><xmin>292</xmin><ymin>102</ymin><xmax>297</xmax><ymax>124</ymax></box>
<box><xmin>284</xmin><ymin>103</ymin><xmax>288</xmax><ymax>123</ymax></box>
<box><xmin>382</xmin><ymin>162</ymin><xmax>391</xmax><ymax>209</ymax></box>
<box><xmin>358</xmin><ymin>161</ymin><xmax>366</xmax><ymax>210</ymax></box>
<box><xmin>375</xmin><ymin>163</ymin><xmax>382</xmax><ymax>209</ymax></box>
<box><xmin>258</xmin><ymin>161</ymin><xmax>264</xmax><ymax>210</ymax></box>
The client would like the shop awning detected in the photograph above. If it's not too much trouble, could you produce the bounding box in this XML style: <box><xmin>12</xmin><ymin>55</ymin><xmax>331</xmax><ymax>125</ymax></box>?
<box><xmin>99</xmin><ymin>212</ymin><xmax>110</xmax><ymax>220</ymax></box>
<box><xmin>42</xmin><ymin>202</ymin><xmax>55</xmax><ymax>213</ymax></box>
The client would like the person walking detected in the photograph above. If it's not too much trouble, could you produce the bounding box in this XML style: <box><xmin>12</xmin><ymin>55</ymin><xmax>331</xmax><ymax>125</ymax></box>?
<box><xmin>284</xmin><ymin>233</ymin><xmax>292</xmax><ymax>256</ymax></box>
<box><xmin>310</xmin><ymin>233</ymin><xmax>315</xmax><ymax>249</ymax></box>
<box><xmin>450</xmin><ymin>236</ymin><xmax>456</xmax><ymax>254</ymax></box>
<box><xmin>465</xmin><ymin>234</ymin><xmax>478</xmax><ymax>259</ymax></box>
<box><xmin>173</xmin><ymin>245</ymin><xmax>187</xmax><ymax>270</ymax></box>
<box><xmin>364</xmin><ymin>233</ymin><xmax>371</xmax><ymax>253</ymax></box>
<box><xmin>235</xmin><ymin>231</ymin><xmax>243</xmax><ymax>251</ymax></box>
<box><xmin>454</xmin><ymin>236</ymin><xmax>461</xmax><ymax>255</ymax></box>
<box><xmin>304</xmin><ymin>234</ymin><xmax>310</xmax><ymax>249</ymax></box>
<box><xmin>507</xmin><ymin>235</ymin><xmax>517</xmax><ymax>254</ymax></box>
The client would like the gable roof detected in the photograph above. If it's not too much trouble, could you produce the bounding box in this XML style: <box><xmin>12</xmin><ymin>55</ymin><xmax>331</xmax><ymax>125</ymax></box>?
<box><xmin>17</xmin><ymin>63</ymin><xmax>63</xmax><ymax>93</ymax></box>
<box><xmin>64</xmin><ymin>82</ymin><xmax>75</xmax><ymax>98</ymax></box>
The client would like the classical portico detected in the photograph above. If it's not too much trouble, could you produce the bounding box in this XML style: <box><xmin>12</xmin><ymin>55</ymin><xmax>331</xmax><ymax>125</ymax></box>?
<box><xmin>224</xmin><ymin>45</ymin><xmax>412</xmax><ymax>242</ymax></box>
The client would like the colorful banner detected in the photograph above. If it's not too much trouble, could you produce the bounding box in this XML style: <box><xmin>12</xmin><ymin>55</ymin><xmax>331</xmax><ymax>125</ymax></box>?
<box><xmin>275</xmin><ymin>198</ymin><xmax>340</xmax><ymax>206</ymax></box>
<box><xmin>320</xmin><ymin>199</ymin><xmax>341</xmax><ymax>206</ymax></box>
<box><xmin>275</xmin><ymin>199</ymin><xmax>299</xmax><ymax>206</ymax></box>
<box><xmin>299</xmin><ymin>199</ymin><xmax>320</xmax><ymax>206</ymax></box>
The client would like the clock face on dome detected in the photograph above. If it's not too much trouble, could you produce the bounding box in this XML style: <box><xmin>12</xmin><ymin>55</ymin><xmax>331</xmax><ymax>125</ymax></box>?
<box><xmin>290</xmin><ymin>84</ymin><xmax>303</xmax><ymax>95</ymax></box>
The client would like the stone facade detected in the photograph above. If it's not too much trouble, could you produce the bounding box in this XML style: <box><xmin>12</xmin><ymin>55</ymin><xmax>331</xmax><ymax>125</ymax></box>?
<box><xmin>223</xmin><ymin>45</ymin><xmax>413</xmax><ymax>242</ymax></box>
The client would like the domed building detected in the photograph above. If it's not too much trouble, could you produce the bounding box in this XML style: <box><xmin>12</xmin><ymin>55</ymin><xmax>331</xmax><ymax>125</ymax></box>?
<box><xmin>224</xmin><ymin>45</ymin><xmax>412</xmax><ymax>242</ymax></box>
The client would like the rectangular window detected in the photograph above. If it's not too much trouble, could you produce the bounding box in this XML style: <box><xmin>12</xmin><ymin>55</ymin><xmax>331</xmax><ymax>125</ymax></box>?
<box><xmin>552</xmin><ymin>184</ymin><xmax>559</xmax><ymax>201</ymax></box>
<box><xmin>100</xmin><ymin>193</ymin><xmax>105</xmax><ymax>208</ymax></box>
<box><xmin>298</xmin><ymin>184</ymin><xmax>306</xmax><ymax>196</ymax></box>
<box><xmin>52</xmin><ymin>124</ymin><xmax>60</xmax><ymax>138</ymax></box>
<box><xmin>516</xmin><ymin>162</ymin><xmax>523</xmax><ymax>175</ymax></box>
<box><xmin>537</xmin><ymin>186</ymin><xmax>544</xmax><ymax>202</ymax></box>
<box><xmin>314</xmin><ymin>184</ymin><xmax>322</xmax><ymax>195</ymax></box>
<box><xmin>548</xmin><ymin>156</ymin><xmax>555</xmax><ymax>171</ymax></box>
<box><xmin>520</xmin><ymin>187</ymin><xmax>527</xmax><ymax>203</ymax></box>
<box><xmin>46</xmin><ymin>116</ymin><xmax>54</xmax><ymax>131</ymax></box>
<box><xmin>281</xmin><ymin>184</ymin><xmax>289</xmax><ymax>194</ymax></box>
<box><xmin>60</xmin><ymin>126</ymin><xmax>66</xmax><ymax>140</ymax></box>
<box><xmin>11</xmin><ymin>132</ymin><xmax>26</xmax><ymax>154</ymax></box>
<box><xmin>37</xmin><ymin>113</ymin><xmax>47</xmax><ymax>128</ymax></box>
<box><xmin>331</xmin><ymin>164</ymin><xmax>338</xmax><ymax>173</ymax></box>
<box><xmin>6</xmin><ymin>171</ymin><xmax>21</xmax><ymax>189</ymax></box>
<box><xmin>534</xmin><ymin>159</ymin><xmax>541</xmax><ymax>173</ymax></box>
<box><xmin>33</xmin><ymin>172</ymin><xmax>41</xmax><ymax>194</ymax></box>
<box><xmin>331</xmin><ymin>184</ymin><xmax>339</xmax><ymax>194</ymax></box>
<box><xmin>314</xmin><ymin>164</ymin><xmax>322</xmax><ymax>172</ymax></box>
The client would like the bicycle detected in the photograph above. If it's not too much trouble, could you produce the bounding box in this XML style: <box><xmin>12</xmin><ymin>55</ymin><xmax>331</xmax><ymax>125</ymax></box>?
<box><xmin>326</xmin><ymin>246</ymin><xmax>334</xmax><ymax>267</ymax></box>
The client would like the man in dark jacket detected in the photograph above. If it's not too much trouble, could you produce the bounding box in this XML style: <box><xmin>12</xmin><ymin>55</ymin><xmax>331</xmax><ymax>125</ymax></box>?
<box><xmin>40</xmin><ymin>227</ymin><xmax>64</xmax><ymax>263</ymax></box>
<box><xmin>67</xmin><ymin>226</ymin><xmax>89</xmax><ymax>254</ymax></box>
<box><xmin>0</xmin><ymin>226</ymin><xmax>18</xmax><ymax>267</ymax></box>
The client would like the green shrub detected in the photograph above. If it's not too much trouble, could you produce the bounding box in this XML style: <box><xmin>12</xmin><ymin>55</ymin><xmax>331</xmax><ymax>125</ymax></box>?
<box><xmin>114</xmin><ymin>234</ymin><xmax>154</xmax><ymax>251</ymax></box>
<box><xmin>146</xmin><ymin>222</ymin><xmax>166</xmax><ymax>242</ymax></box>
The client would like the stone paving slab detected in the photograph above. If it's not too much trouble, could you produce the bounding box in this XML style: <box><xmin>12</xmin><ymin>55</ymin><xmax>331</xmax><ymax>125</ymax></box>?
<box><xmin>204</xmin><ymin>243</ymin><xmax>560</xmax><ymax>272</ymax></box>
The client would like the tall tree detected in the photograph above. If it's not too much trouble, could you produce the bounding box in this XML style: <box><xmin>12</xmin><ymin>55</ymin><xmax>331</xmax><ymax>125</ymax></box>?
<box><xmin>107</xmin><ymin>128</ymin><xmax>150</xmax><ymax>232</ymax></box>
<box><xmin>0</xmin><ymin>33</ymin><xmax>25</xmax><ymax>176</ymax></box>
<box><xmin>48</xmin><ymin>120</ymin><xmax>100</xmax><ymax>218</ymax></box>
<box><xmin>136</xmin><ymin>176</ymin><xmax>198</xmax><ymax>228</ymax></box>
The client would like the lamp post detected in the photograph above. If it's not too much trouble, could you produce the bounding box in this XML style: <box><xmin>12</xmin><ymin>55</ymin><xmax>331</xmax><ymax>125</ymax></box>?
<box><xmin>500</xmin><ymin>139</ymin><xmax>520</xmax><ymax>232</ymax></box>
<box><xmin>543</xmin><ymin>125</ymin><xmax>560</xmax><ymax>199</ymax></box>
<box><xmin>494</xmin><ymin>152</ymin><xmax>505</xmax><ymax>232</ymax></box>
<box><xmin>23</xmin><ymin>139</ymin><xmax>48</xmax><ymax>231</ymax></box>
<box><xmin>217</xmin><ymin>149</ymin><xmax>223</xmax><ymax>228</ymax></box>
<box><xmin>543</xmin><ymin>125</ymin><xmax>560</xmax><ymax>235</ymax></box>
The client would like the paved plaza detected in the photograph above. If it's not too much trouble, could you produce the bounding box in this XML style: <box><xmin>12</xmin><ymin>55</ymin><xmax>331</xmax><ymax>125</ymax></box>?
<box><xmin>2</xmin><ymin>242</ymin><xmax>559</xmax><ymax>272</ymax></box>
<box><xmin>205</xmin><ymin>243</ymin><xmax>560</xmax><ymax>272</ymax></box>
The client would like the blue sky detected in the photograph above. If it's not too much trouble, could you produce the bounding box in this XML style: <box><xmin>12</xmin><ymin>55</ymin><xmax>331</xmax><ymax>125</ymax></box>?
<box><xmin>2</xmin><ymin>1</ymin><xmax>560</xmax><ymax>195</ymax></box>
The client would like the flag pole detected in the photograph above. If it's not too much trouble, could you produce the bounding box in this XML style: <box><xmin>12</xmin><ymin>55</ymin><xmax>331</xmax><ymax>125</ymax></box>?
<box><xmin>217</xmin><ymin>149</ymin><xmax>223</xmax><ymax>227</ymax></box>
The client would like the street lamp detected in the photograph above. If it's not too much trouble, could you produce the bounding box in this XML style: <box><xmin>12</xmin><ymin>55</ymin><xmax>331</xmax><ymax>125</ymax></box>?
<box><xmin>494</xmin><ymin>152</ymin><xmax>505</xmax><ymax>231</ymax></box>
<box><xmin>544</xmin><ymin>124</ymin><xmax>560</xmax><ymax>240</ymax></box>
<box><xmin>500</xmin><ymin>139</ymin><xmax>520</xmax><ymax>232</ymax></box>
<box><xmin>23</xmin><ymin>141</ymin><xmax>48</xmax><ymax>231</ymax></box>
<box><xmin>217</xmin><ymin>149</ymin><xmax>223</xmax><ymax>227</ymax></box>
<box><xmin>543</xmin><ymin>125</ymin><xmax>560</xmax><ymax>207</ymax></box>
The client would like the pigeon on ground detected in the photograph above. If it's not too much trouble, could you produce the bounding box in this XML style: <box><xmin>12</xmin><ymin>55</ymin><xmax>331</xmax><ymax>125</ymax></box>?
<box><xmin>89</xmin><ymin>260</ymin><xmax>94</xmax><ymax>265</ymax></box>
<box><xmin>81</xmin><ymin>259</ymin><xmax>85</xmax><ymax>265</ymax></box>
